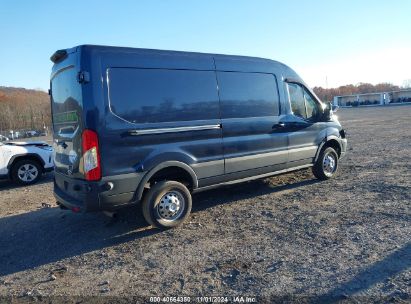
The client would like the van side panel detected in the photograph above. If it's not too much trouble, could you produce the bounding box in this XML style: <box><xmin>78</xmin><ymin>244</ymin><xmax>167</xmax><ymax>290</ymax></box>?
<box><xmin>99</xmin><ymin>57</ymin><xmax>224</xmax><ymax>188</ymax></box>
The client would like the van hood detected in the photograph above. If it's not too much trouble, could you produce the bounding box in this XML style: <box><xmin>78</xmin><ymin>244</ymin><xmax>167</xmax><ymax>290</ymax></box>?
<box><xmin>6</xmin><ymin>141</ymin><xmax>51</xmax><ymax>147</ymax></box>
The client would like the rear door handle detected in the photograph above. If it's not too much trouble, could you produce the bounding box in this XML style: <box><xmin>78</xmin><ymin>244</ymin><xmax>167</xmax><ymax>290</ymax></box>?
<box><xmin>55</xmin><ymin>140</ymin><xmax>68</xmax><ymax>149</ymax></box>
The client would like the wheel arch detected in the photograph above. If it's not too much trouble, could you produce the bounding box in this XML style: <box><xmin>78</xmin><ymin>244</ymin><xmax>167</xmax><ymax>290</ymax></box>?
<box><xmin>7</xmin><ymin>153</ymin><xmax>45</xmax><ymax>171</ymax></box>
<box><xmin>314</xmin><ymin>136</ymin><xmax>342</xmax><ymax>162</ymax></box>
<box><xmin>136</xmin><ymin>161</ymin><xmax>198</xmax><ymax>202</ymax></box>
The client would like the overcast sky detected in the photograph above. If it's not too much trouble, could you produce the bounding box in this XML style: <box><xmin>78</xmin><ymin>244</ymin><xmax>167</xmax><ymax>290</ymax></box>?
<box><xmin>0</xmin><ymin>0</ymin><xmax>410</xmax><ymax>91</ymax></box>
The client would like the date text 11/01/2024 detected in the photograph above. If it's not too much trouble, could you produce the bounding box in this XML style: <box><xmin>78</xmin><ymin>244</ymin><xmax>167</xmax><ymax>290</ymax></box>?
<box><xmin>149</xmin><ymin>296</ymin><xmax>257</xmax><ymax>303</ymax></box>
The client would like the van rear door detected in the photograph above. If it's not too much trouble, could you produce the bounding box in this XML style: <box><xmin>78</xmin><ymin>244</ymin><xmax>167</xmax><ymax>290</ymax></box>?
<box><xmin>50</xmin><ymin>54</ymin><xmax>84</xmax><ymax>179</ymax></box>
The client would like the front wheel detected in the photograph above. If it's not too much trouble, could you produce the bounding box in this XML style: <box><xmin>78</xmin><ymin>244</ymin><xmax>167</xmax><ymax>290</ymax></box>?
<box><xmin>141</xmin><ymin>181</ymin><xmax>192</xmax><ymax>229</ymax></box>
<box><xmin>312</xmin><ymin>147</ymin><xmax>339</xmax><ymax>180</ymax></box>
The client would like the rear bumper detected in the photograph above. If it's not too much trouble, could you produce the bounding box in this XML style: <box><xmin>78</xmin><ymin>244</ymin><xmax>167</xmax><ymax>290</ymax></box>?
<box><xmin>54</xmin><ymin>171</ymin><xmax>144</xmax><ymax>212</ymax></box>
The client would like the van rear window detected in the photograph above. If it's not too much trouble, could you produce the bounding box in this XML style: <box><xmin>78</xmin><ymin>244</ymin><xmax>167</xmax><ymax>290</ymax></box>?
<box><xmin>51</xmin><ymin>66</ymin><xmax>82</xmax><ymax>136</ymax></box>
<box><xmin>217</xmin><ymin>72</ymin><xmax>280</xmax><ymax>119</ymax></box>
<box><xmin>107</xmin><ymin>68</ymin><xmax>220</xmax><ymax>124</ymax></box>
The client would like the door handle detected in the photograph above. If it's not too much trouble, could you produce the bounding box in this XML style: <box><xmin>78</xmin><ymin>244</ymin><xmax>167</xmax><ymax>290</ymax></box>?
<box><xmin>55</xmin><ymin>140</ymin><xmax>68</xmax><ymax>149</ymax></box>
<box><xmin>273</xmin><ymin>122</ymin><xmax>286</xmax><ymax>129</ymax></box>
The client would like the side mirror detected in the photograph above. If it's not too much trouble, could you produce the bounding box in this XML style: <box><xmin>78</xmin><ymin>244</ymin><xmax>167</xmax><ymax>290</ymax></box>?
<box><xmin>332</xmin><ymin>105</ymin><xmax>339</xmax><ymax>112</ymax></box>
<box><xmin>321</xmin><ymin>102</ymin><xmax>339</xmax><ymax>120</ymax></box>
<box><xmin>321</xmin><ymin>102</ymin><xmax>332</xmax><ymax>121</ymax></box>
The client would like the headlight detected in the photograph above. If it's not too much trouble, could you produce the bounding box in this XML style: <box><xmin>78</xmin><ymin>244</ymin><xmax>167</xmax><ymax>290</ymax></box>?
<box><xmin>39</xmin><ymin>146</ymin><xmax>53</xmax><ymax>152</ymax></box>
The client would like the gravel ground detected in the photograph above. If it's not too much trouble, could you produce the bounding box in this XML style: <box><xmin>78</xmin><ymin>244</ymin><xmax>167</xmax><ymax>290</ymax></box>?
<box><xmin>0</xmin><ymin>105</ymin><xmax>410</xmax><ymax>303</ymax></box>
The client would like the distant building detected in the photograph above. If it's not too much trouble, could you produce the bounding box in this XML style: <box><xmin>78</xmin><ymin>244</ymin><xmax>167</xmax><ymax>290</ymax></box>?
<box><xmin>333</xmin><ymin>89</ymin><xmax>411</xmax><ymax>107</ymax></box>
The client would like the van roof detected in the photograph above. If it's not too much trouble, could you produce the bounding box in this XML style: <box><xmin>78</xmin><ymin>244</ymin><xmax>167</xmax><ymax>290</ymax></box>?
<box><xmin>53</xmin><ymin>44</ymin><xmax>291</xmax><ymax>69</ymax></box>
<box><xmin>51</xmin><ymin>44</ymin><xmax>302</xmax><ymax>85</ymax></box>
<box><xmin>77</xmin><ymin>44</ymin><xmax>281</xmax><ymax>63</ymax></box>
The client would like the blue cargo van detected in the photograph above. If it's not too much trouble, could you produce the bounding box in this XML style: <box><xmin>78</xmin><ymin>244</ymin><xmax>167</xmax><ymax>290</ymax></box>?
<box><xmin>50</xmin><ymin>45</ymin><xmax>347</xmax><ymax>228</ymax></box>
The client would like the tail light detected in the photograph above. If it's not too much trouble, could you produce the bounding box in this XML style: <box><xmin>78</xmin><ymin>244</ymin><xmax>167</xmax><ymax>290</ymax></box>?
<box><xmin>82</xmin><ymin>129</ymin><xmax>101</xmax><ymax>181</ymax></box>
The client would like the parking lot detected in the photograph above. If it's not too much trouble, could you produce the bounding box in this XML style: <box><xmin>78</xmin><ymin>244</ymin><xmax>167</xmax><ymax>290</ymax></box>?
<box><xmin>0</xmin><ymin>105</ymin><xmax>410</xmax><ymax>302</ymax></box>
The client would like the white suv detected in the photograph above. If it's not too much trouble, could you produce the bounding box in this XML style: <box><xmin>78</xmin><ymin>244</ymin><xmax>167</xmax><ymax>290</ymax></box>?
<box><xmin>0</xmin><ymin>141</ymin><xmax>54</xmax><ymax>185</ymax></box>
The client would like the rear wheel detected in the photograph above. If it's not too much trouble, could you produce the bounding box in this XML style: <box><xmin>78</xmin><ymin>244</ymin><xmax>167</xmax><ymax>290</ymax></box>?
<box><xmin>141</xmin><ymin>181</ymin><xmax>192</xmax><ymax>229</ymax></box>
<box><xmin>312</xmin><ymin>147</ymin><xmax>339</xmax><ymax>180</ymax></box>
<box><xmin>11</xmin><ymin>159</ymin><xmax>42</xmax><ymax>185</ymax></box>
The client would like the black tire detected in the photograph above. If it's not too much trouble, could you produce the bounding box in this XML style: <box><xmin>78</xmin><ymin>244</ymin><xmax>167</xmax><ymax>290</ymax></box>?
<box><xmin>11</xmin><ymin>159</ymin><xmax>42</xmax><ymax>185</ymax></box>
<box><xmin>141</xmin><ymin>180</ymin><xmax>192</xmax><ymax>229</ymax></box>
<box><xmin>312</xmin><ymin>147</ymin><xmax>339</xmax><ymax>180</ymax></box>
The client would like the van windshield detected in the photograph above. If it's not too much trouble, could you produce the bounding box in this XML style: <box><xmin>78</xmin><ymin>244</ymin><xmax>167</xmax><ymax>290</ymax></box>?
<box><xmin>51</xmin><ymin>66</ymin><xmax>82</xmax><ymax>138</ymax></box>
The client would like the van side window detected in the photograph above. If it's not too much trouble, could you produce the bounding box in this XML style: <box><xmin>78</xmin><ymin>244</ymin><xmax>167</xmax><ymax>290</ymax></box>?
<box><xmin>287</xmin><ymin>83</ymin><xmax>319</xmax><ymax>120</ymax></box>
<box><xmin>287</xmin><ymin>83</ymin><xmax>306</xmax><ymax>118</ymax></box>
<box><xmin>304</xmin><ymin>91</ymin><xmax>319</xmax><ymax>119</ymax></box>
<box><xmin>217</xmin><ymin>72</ymin><xmax>279</xmax><ymax>119</ymax></box>
<box><xmin>107</xmin><ymin>68</ymin><xmax>220</xmax><ymax>124</ymax></box>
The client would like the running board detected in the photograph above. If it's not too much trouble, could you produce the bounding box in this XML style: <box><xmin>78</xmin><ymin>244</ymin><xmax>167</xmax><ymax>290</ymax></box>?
<box><xmin>193</xmin><ymin>164</ymin><xmax>313</xmax><ymax>193</ymax></box>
